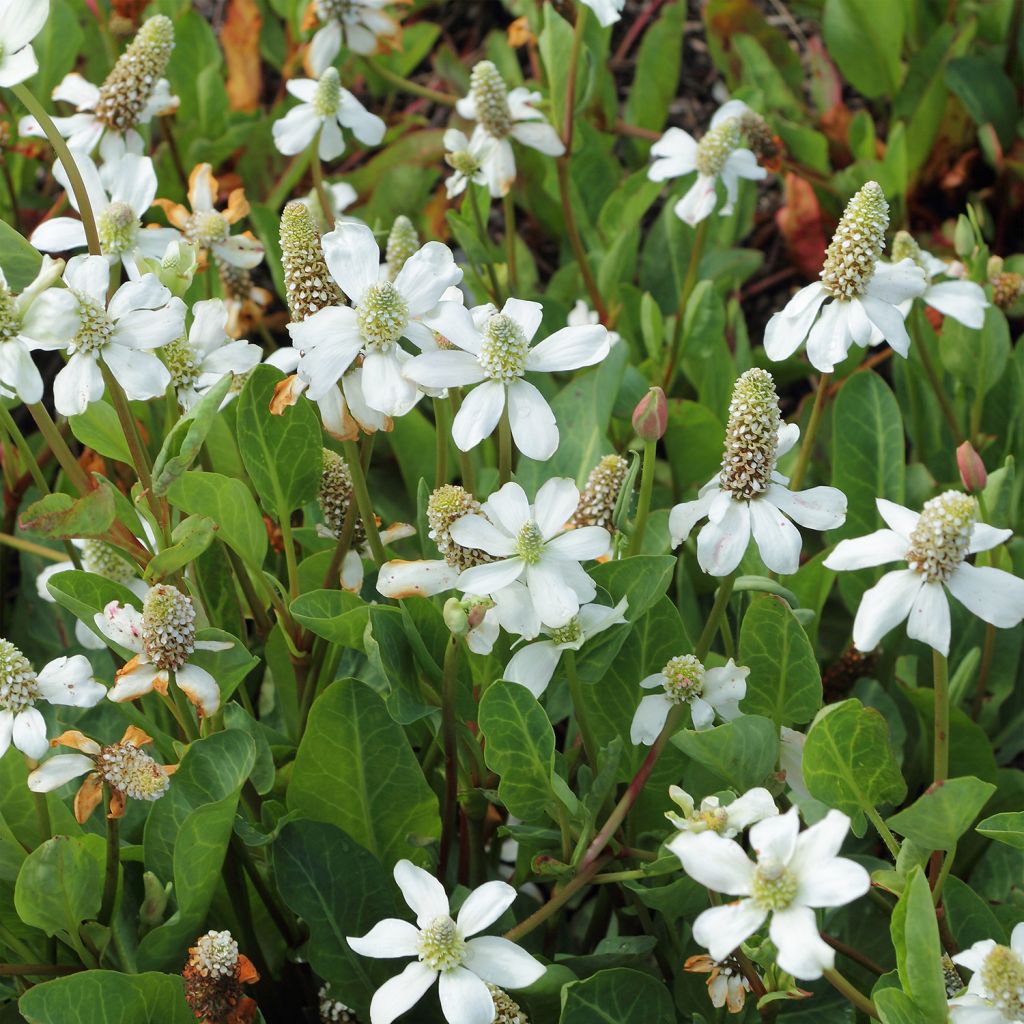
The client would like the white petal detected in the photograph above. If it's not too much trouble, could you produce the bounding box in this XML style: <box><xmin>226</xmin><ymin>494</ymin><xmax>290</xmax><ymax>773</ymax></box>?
<box><xmin>394</xmin><ymin>242</ymin><xmax>462</xmax><ymax>317</ymax></box>
<box><xmin>107</xmin><ymin>273</ymin><xmax>171</xmax><ymax>318</ymax></box>
<box><xmin>861</xmin><ymin>294</ymin><xmax>912</xmax><ymax>358</ymax></box>
<box><xmin>27</xmin><ymin>753</ymin><xmax>94</xmax><ymax>792</ymax></box>
<box><xmin>805</xmin><ymin>298</ymin><xmax>851</xmax><ymax>372</ymax></box>
<box><xmin>3</xmin><ymin>0</ymin><xmax>50</xmax><ymax>53</ymax></box>
<box><xmin>457</xmin><ymin>879</ymin><xmax>516</xmax><ymax>937</ymax></box>
<box><xmin>394</xmin><ymin>859</ymin><xmax>449</xmax><ymax>926</ymax></box>
<box><xmin>308</xmin><ymin>21</ymin><xmax>342</xmax><ymax>76</ymax></box>
<box><xmin>404</xmin><ymin>350</ymin><xmax>485</xmax><ymax>389</ymax></box>
<box><xmin>509</xmin><ymin>119</ymin><xmax>565</xmax><ymax>156</ymax></box>
<box><xmin>53</xmin><ymin>352</ymin><xmax>104</xmax><ymax>416</ymax></box>
<box><xmin>419</xmin><ymin>300</ymin><xmax>483</xmax><ymax>354</ymax></box>
<box><xmin>368</xmin><ymin>961</ymin><xmax>437</xmax><ymax>1024</ymax></box>
<box><xmin>953</xmin><ymin>939</ymin><xmax>998</xmax><ymax>975</ymax></box>
<box><xmin>101</xmin><ymin>345</ymin><xmax>171</xmax><ymax>402</ymax></box>
<box><xmin>702</xmin><ymin>660</ymin><xmax>749</xmax><ymax>710</ymax></box>
<box><xmin>648</xmin><ymin>128</ymin><xmax>697</xmax><ymax>182</ymax></box>
<box><xmin>823</xmin><ymin>529</ymin><xmax>908</xmax><ymax>570</ymax></box>
<box><xmin>175</xmin><ymin>662</ymin><xmax>220</xmax><ymax>716</ymax></box>
<box><xmin>724</xmin><ymin>788</ymin><xmax>779</xmax><ymax>833</ymax></box>
<box><xmin>30</xmin><ymin>217</ymin><xmax>87</xmax><ymax>253</ymax></box>
<box><xmin>299</xmin><ymin>339</ymin><xmax>364</xmax><ymax>402</ymax></box>
<box><xmin>630</xmin><ymin>693</ymin><xmax>670</xmax><ymax>746</ymax></box>
<box><xmin>968</xmin><ymin>522</ymin><xmax>1012</xmax><ymax>554</ymax></box>
<box><xmin>457</xmin><ymin>558</ymin><xmax>526</xmax><ymax>597</ymax></box>
<box><xmin>361</xmin><ymin>349</ymin><xmax>418</xmax><ymax>416</ymax></box>
<box><xmin>337</xmin><ymin>90</ymin><xmax>386</xmax><ymax>146</ymax></box>
<box><xmin>525</xmin><ymin>559</ymin><xmax>581</xmax><ymax>628</ymax></box>
<box><xmin>763</xmin><ymin>284</ymin><xmax>828</xmax><ymax>362</ymax></box>
<box><xmin>696</xmin><ymin>500</ymin><xmax>750</xmax><ymax>576</ymax></box>
<box><xmin>904</xmin><ymin>579</ymin><xmax>951</xmax><ymax>655</ymax></box>
<box><xmin>451</xmin><ymin>380</ymin><xmax>505</xmax><ymax>451</ymax></box>
<box><xmin>449</xmin><ymin>515</ymin><xmax>517</xmax><ymax>557</ymax></box>
<box><xmin>483</xmin><ymin>482</ymin><xmax>531</xmax><ymax>536</ymax></box>
<box><xmin>852</xmin><ymin>569</ymin><xmax>923</xmax><ymax>651</ymax></box>
<box><xmin>94</xmin><ymin>599</ymin><xmax>144</xmax><ymax>651</ymax></box>
<box><xmin>924</xmin><ymin>280</ymin><xmax>988</xmax><ymax>330</ymax></box>
<box><xmin>35</xmin><ymin>655</ymin><xmax>104</xmax><ymax>707</ymax></box>
<box><xmin>545</xmin><ymin>526</ymin><xmax>610</xmax><ymax>562</ymax></box>
<box><xmin>322</xmin><ymin>221</ymin><xmax>381</xmax><ymax>301</ymax></box>
<box><xmin>525</xmin><ymin>323</ymin><xmax>609</xmax><ymax>372</ymax></box>
<box><xmin>533</xmin><ymin>477</ymin><xmax>580</xmax><ymax>538</ymax></box>
<box><xmin>770</xmin><ymin>905</ymin><xmax>834</xmax><ymax>980</ymax></box>
<box><xmin>946</xmin><ymin>563</ymin><xmax>1024</xmax><ymax>629</ymax></box>
<box><xmin>463</xmin><ymin>936</ymin><xmax>545</xmax><ymax>987</ymax></box>
<box><xmin>749</xmin><ymin>806</ymin><xmax>800</xmax><ymax>866</ymax></box>
<box><xmin>504</xmin><ymin>641</ymin><xmax>561</xmax><ymax>698</ymax></box>
<box><xmin>272</xmin><ymin>104</ymin><xmax>321</xmax><ymax>156</ymax></box>
<box><xmin>0</xmin><ymin>339</ymin><xmax>43</xmax><ymax>403</ymax></box>
<box><xmin>691</xmin><ymin>900</ymin><xmax>767</xmax><ymax>962</ymax></box>
<box><xmin>796</xmin><ymin>856</ymin><xmax>870</xmax><ymax>908</ymax></box>
<box><xmin>673</xmin><ymin>175</ymin><xmax>718</xmax><ymax>226</ymax></box>
<box><xmin>345</xmin><ymin>917</ymin><xmax>421</xmax><ymax>958</ymax></box>
<box><xmin>0</xmin><ymin>44</ymin><xmax>39</xmax><ymax>89</ymax></box>
<box><xmin>669</xmin><ymin>489</ymin><xmax>717</xmax><ymax>546</ymax></box>
<box><xmin>500</xmin><ymin>298</ymin><xmax>544</xmax><ymax>342</ymax></box>
<box><xmin>0</xmin><ymin>710</ymin><xmax>11</xmax><ymax>756</ymax></box>
<box><xmin>437</xmin><ymin>967</ymin><xmax>494</xmax><ymax>1024</ymax></box>
<box><xmin>506</xmin><ymin>378</ymin><xmax>558</xmax><ymax>460</ymax></box>
<box><xmin>876</xmin><ymin>498</ymin><xmax>918</xmax><ymax>537</ymax></box>
<box><xmin>377</xmin><ymin>559</ymin><xmax>459</xmax><ymax>599</ymax></box>
<box><xmin>13</xmin><ymin>707</ymin><xmax>48</xmax><ymax>758</ymax></box>
<box><xmin>864</xmin><ymin>259</ymin><xmax>927</xmax><ymax>303</ymax></box>
<box><xmin>749</xmin><ymin>498</ymin><xmax>802</xmax><ymax>575</ymax></box>
<box><xmin>107</xmin><ymin>662</ymin><xmax>162</xmax><ymax>702</ymax></box>
<box><xmin>766</xmin><ymin>484</ymin><xmax>847</xmax><ymax>531</ymax></box>
<box><xmin>480</xmin><ymin>138</ymin><xmax>516</xmax><ymax>198</ymax></box>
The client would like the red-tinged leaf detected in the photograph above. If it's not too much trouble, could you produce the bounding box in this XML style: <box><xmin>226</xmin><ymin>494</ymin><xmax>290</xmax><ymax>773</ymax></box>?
<box><xmin>222</xmin><ymin>0</ymin><xmax>263</xmax><ymax>113</ymax></box>
<box><xmin>776</xmin><ymin>173</ymin><xmax>827</xmax><ymax>280</ymax></box>
<box><xmin>19</xmin><ymin>486</ymin><xmax>115</xmax><ymax>539</ymax></box>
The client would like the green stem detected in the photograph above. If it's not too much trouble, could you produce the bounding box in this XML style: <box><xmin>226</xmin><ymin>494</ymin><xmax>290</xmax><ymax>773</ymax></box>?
<box><xmin>310</xmin><ymin>137</ymin><xmax>335</xmax><ymax>231</ymax></box>
<box><xmin>98</xmin><ymin>797</ymin><xmax>120</xmax><ymax>927</ymax></box>
<box><xmin>267</xmin><ymin>149</ymin><xmax>313</xmax><ymax>210</ymax></box>
<box><xmin>789</xmin><ymin>372</ymin><xmax>832</xmax><ymax>492</ymax></box>
<box><xmin>564</xmin><ymin>650</ymin><xmax>599</xmax><ymax>767</ymax></box>
<box><xmin>230</xmin><ymin>836</ymin><xmax>304</xmax><ymax>948</ymax></box>
<box><xmin>970</xmin><ymin>623</ymin><xmax>996</xmax><ymax>719</ymax></box>
<box><xmin>25</xmin><ymin>404</ymin><xmax>91</xmax><ymax>495</ymax></box>
<box><xmin>0</xmin><ymin>964</ymin><xmax>83</xmax><ymax>977</ymax></box>
<box><xmin>663</xmin><ymin>218</ymin><xmax>708</xmax><ymax>389</ymax></box>
<box><xmin>438</xmin><ymin>635</ymin><xmax>460</xmax><ymax>879</ymax></box>
<box><xmin>502</xmin><ymin>193</ymin><xmax>517</xmax><ymax>293</ymax></box>
<box><xmin>823</xmin><ymin>967</ymin><xmax>880</xmax><ymax>1020</ymax></box>
<box><xmin>627</xmin><ymin>440</ymin><xmax>656</xmax><ymax>556</ymax></box>
<box><xmin>694</xmin><ymin>572</ymin><xmax>737</xmax><ymax>661</ymax></box>
<box><xmin>865</xmin><ymin>804</ymin><xmax>902</xmax><ymax>860</ymax></box>
<box><xmin>362</xmin><ymin>57</ymin><xmax>457</xmax><ymax>106</ymax></box>
<box><xmin>914</xmin><ymin>320</ymin><xmax>963</xmax><ymax>444</ymax></box>
<box><xmin>933</xmin><ymin>649</ymin><xmax>950</xmax><ymax>784</ymax></box>
<box><xmin>434</xmin><ymin>398</ymin><xmax>449</xmax><ymax>489</ymax></box>
<box><xmin>0</xmin><ymin>533</ymin><xmax>66</xmax><ymax>561</ymax></box>
<box><xmin>498</xmin><ymin>405</ymin><xmax>512</xmax><ymax>485</ymax></box>
<box><xmin>932</xmin><ymin>844</ymin><xmax>956</xmax><ymax>906</ymax></box>
<box><xmin>11</xmin><ymin>84</ymin><xmax>101</xmax><ymax>256</ymax></box>
<box><xmin>467</xmin><ymin>189</ymin><xmax>501</xmax><ymax>303</ymax></box>
<box><xmin>555</xmin><ymin>158</ymin><xmax>607</xmax><ymax>324</ymax></box>
<box><xmin>342</xmin><ymin>439</ymin><xmax>385</xmax><ymax>564</ymax></box>
<box><xmin>450</xmin><ymin>391</ymin><xmax>476</xmax><ymax>493</ymax></box>
<box><xmin>278</xmin><ymin>513</ymin><xmax>300</xmax><ymax>601</ymax></box>
<box><xmin>27</xmin><ymin>761</ymin><xmax>52</xmax><ymax>846</ymax></box>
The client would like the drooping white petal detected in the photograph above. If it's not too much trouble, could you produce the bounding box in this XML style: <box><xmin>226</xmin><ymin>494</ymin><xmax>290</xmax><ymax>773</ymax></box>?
<box><xmin>437</xmin><ymin>966</ymin><xmax>495</xmax><ymax>1024</ymax></box>
<box><xmin>272</xmin><ymin>103</ymin><xmax>321</xmax><ymax>156</ymax></box>
<box><xmin>924</xmin><ymin>280</ymin><xmax>988</xmax><ymax>329</ymax></box>
<box><xmin>361</xmin><ymin>349</ymin><xmax>419</xmax><ymax>416</ymax></box>
<box><xmin>506</xmin><ymin>378</ymin><xmax>559</xmax><ymax>461</ymax></box>
<box><xmin>673</xmin><ymin>174</ymin><xmax>718</xmax><ymax>226</ymax></box>
<box><xmin>630</xmin><ymin>693</ymin><xmax>670</xmax><ymax>745</ymax></box>
<box><xmin>106</xmin><ymin>662</ymin><xmax>163</xmax><ymax>702</ymax></box>
<box><xmin>763</xmin><ymin>283</ymin><xmax>829</xmax><ymax>362</ymax></box>
<box><xmin>504</xmin><ymin>641</ymin><xmax>561</xmax><ymax>698</ymax></box>
<box><xmin>861</xmin><ymin>294</ymin><xmax>912</xmax><ymax>358</ymax></box>
<box><xmin>336</xmin><ymin>89</ymin><xmax>386</xmax><ymax>146</ymax></box>
<box><xmin>696</xmin><ymin>499</ymin><xmax>750</xmax><ymax>576</ymax></box>
<box><xmin>30</xmin><ymin>217</ymin><xmax>88</xmax><ymax>253</ymax></box>
<box><xmin>394</xmin><ymin>859</ymin><xmax>450</xmax><ymax>927</ymax></box>
<box><xmin>462</xmin><ymin>935</ymin><xmax>546</xmax><ymax>987</ymax></box>
<box><xmin>669</xmin><ymin>489</ymin><xmax>717</xmax><ymax>546</ymax></box>
<box><xmin>526</xmin><ymin>559</ymin><xmax>581</xmax><ymax>628</ymax></box>
<box><xmin>823</xmin><ymin>529</ymin><xmax>908</xmax><ymax>571</ymax></box>
<box><xmin>690</xmin><ymin>899</ymin><xmax>767</xmax><ymax>962</ymax></box>
<box><xmin>805</xmin><ymin>298</ymin><xmax>851</xmax><ymax>372</ymax></box>
<box><xmin>509</xmin><ymin>119</ymin><xmax>566</xmax><ymax>156</ymax></box>
<box><xmin>946</xmin><ymin>563</ymin><xmax>1024</xmax><ymax>630</ymax></box>
<box><xmin>35</xmin><ymin>655</ymin><xmax>104</xmax><ymax>707</ymax></box>
<box><xmin>13</xmin><ymin>707</ymin><xmax>48</xmax><ymax>758</ymax></box>
<box><xmin>376</xmin><ymin>559</ymin><xmax>459</xmax><ymax>599</ymax></box>
<box><xmin>27</xmin><ymin>753</ymin><xmax>94</xmax><ymax>792</ymax></box>
<box><xmin>852</xmin><ymin>569</ymin><xmax>924</xmax><ymax>651</ymax></box>
<box><xmin>648</xmin><ymin>127</ymin><xmax>698</xmax><ymax>182</ymax></box>
<box><xmin>770</xmin><ymin>905</ymin><xmax>834</xmax><ymax>980</ymax></box>
<box><xmin>766</xmin><ymin>484</ymin><xmax>847</xmax><ymax>531</ymax></box>
<box><xmin>345</xmin><ymin>917</ymin><xmax>420</xmax><ymax>958</ymax></box>
<box><xmin>456</xmin><ymin>879</ymin><xmax>517</xmax><ymax>937</ymax></box>
<box><xmin>904</xmin><ymin>579</ymin><xmax>951</xmax><ymax>655</ymax></box>
<box><xmin>367</xmin><ymin>960</ymin><xmax>438</xmax><ymax>1024</ymax></box>
<box><xmin>451</xmin><ymin>380</ymin><xmax>505</xmax><ymax>451</ymax></box>
<box><xmin>53</xmin><ymin>352</ymin><xmax>104</xmax><ymax>416</ymax></box>
<box><xmin>175</xmin><ymin>662</ymin><xmax>221</xmax><ymax>716</ymax></box>
<box><xmin>100</xmin><ymin>346</ymin><xmax>171</xmax><ymax>402</ymax></box>
<box><xmin>749</xmin><ymin>498</ymin><xmax>802</xmax><ymax>575</ymax></box>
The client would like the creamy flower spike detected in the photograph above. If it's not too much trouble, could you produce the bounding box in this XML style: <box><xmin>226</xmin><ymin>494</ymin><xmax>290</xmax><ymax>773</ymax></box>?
<box><xmin>19</xmin><ymin>15</ymin><xmax>178</xmax><ymax>158</ymax></box>
<box><xmin>630</xmin><ymin>655</ymin><xmax>747</xmax><ymax>743</ymax></box>
<box><xmin>889</xmin><ymin>230</ymin><xmax>990</xmax><ymax>330</ymax></box>
<box><xmin>488</xmin><ymin>985</ymin><xmax>529</xmax><ymax>1024</ymax></box>
<box><xmin>573</xmin><ymin>453</ymin><xmax>629</xmax><ymax>532</ymax></box>
<box><xmin>0</xmin><ymin>640</ymin><xmax>104</xmax><ymax>759</ymax></box>
<box><xmin>666</xmin><ymin>786</ymin><xmax>778</xmax><ymax>839</ymax></box>
<box><xmin>23</xmin><ymin>254</ymin><xmax>185</xmax><ymax>416</ymax></box>
<box><xmin>648</xmin><ymin>100</ymin><xmax>768</xmax><ymax>226</ymax></box>
<box><xmin>281</xmin><ymin>200</ymin><xmax>342</xmax><ymax>321</ymax></box>
<box><xmin>306</xmin><ymin>0</ymin><xmax>399</xmax><ymax>75</ymax></box>
<box><xmin>0</xmin><ymin>0</ymin><xmax>50</xmax><ymax>88</ymax></box>
<box><xmin>30</xmin><ymin>152</ymin><xmax>179</xmax><ymax>278</ymax></box>
<box><xmin>156</xmin><ymin>164</ymin><xmax>265</xmax><ymax>272</ymax></box>
<box><xmin>454</xmin><ymin>60</ymin><xmax>566</xmax><ymax>198</ymax></box>
<box><xmin>288</xmin><ymin>221</ymin><xmax>469</xmax><ymax>418</ymax></box>
<box><xmin>183</xmin><ymin>929</ymin><xmax>259</xmax><ymax>1024</ymax></box>
<box><xmin>404</xmin><ymin>297</ymin><xmax>610</xmax><ymax>460</ymax></box>
<box><xmin>0</xmin><ymin>256</ymin><xmax>65</xmax><ymax>404</ymax></box>
<box><xmin>272</xmin><ymin>67</ymin><xmax>385</xmax><ymax>161</ymax></box>
<box><xmin>824</xmin><ymin>491</ymin><xmax>1024</xmax><ymax>656</ymax></box>
<box><xmin>27</xmin><ymin>724</ymin><xmax>174</xmax><ymax>823</ymax></box>
<box><xmin>319</xmin><ymin>984</ymin><xmax>359</xmax><ymax>1023</ymax></box>
<box><xmin>93</xmin><ymin>584</ymin><xmax>232</xmax><ymax>716</ymax></box>
<box><xmin>385</xmin><ymin>216</ymin><xmax>419</xmax><ymax>281</ymax></box>
<box><xmin>669</xmin><ymin>368</ymin><xmax>847</xmax><ymax>576</ymax></box>
<box><xmin>670</xmin><ymin>807</ymin><xmax>871</xmax><ymax>981</ymax></box>
<box><xmin>949</xmin><ymin>924</ymin><xmax>1024</xmax><ymax>1023</ymax></box>
<box><xmin>764</xmin><ymin>181</ymin><xmax>927</xmax><ymax>372</ymax></box>
<box><xmin>504</xmin><ymin>597</ymin><xmax>629</xmax><ymax>698</ymax></box>
<box><xmin>347</xmin><ymin>858</ymin><xmax>544</xmax><ymax>1024</ymax></box>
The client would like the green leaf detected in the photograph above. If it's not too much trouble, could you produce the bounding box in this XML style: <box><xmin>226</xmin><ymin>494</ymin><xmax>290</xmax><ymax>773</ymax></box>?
<box><xmin>823</xmin><ymin>0</ymin><xmax>904</xmax><ymax>99</ymax></box>
<box><xmin>138</xmin><ymin>731</ymin><xmax>256</xmax><ymax>971</ymax></box>
<box><xmin>886</xmin><ymin>776</ymin><xmax>996</xmax><ymax>851</ymax></box>
<box><xmin>939</xmin><ymin>307</ymin><xmax>1010</xmax><ymax>399</ymax></box>
<box><xmin>236</xmin><ymin>364</ymin><xmax>322</xmax><ymax>518</ymax></box>
<box><xmin>151</xmin><ymin>376</ymin><xmax>233</xmax><ymax>495</ymax></box>
<box><xmin>888</xmin><ymin>868</ymin><xmax>947</xmax><ymax>1019</ymax></box>
<box><xmin>288</xmin><ymin>680</ymin><xmax>440</xmax><ymax>867</ymax></box>
<box><xmin>803</xmin><ymin>699</ymin><xmax>907</xmax><ymax>832</ymax></box>
<box><xmin>739</xmin><ymin>596</ymin><xmax>822</xmax><ymax>727</ymax></box>
<box><xmin>537</xmin><ymin>6</ymin><xmax>574</xmax><ymax>150</ymax></box>
<box><xmin>14</xmin><ymin>836</ymin><xmax>105</xmax><ymax>955</ymax></box>
<box><xmin>478</xmin><ymin>681</ymin><xmax>558</xmax><ymax>823</ymax></box>
<box><xmin>623</xmin><ymin>2</ymin><xmax>686</xmax><ymax>133</ymax></box>
<box><xmin>19</xmin><ymin>972</ymin><xmax>194</xmax><ymax>1024</ymax></box>
<box><xmin>678</xmin><ymin>281</ymin><xmax>733</xmax><ymax>417</ymax></box>
<box><xmin>142</xmin><ymin>515</ymin><xmax>216</xmax><ymax>583</ymax></box>
<box><xmin>945</xmin><ymin>56</ymin><xmax>1017</xmax><ymax>147</ymax></box>
<box><xmin>19</xmin><ymin>487</ymin><xmax>115</xmax><ymax>540</ymax></box>
<box><xmin>68</xmin><ymin>402</ymin><xmax>133</xmax><ymax>465</ymax></box>
<box><xmin>589</xmin><ymin>555</ymin><xmax>676</xmax><ymax>621</ymax></box>
<box><xmin>673</xmin><ymin>715</ymin><xmax>779</xmax><ymax>792</ymax></box>
<box><xmin>273</xmin><ymin>820</ymin><xmax>394</xmax><ymax>1017</ymax></box>
<box><xmin>166</xmin><ymin>470</ymin><xmax>267</xmax><ymax>569</ymax></box>
<box><xmin>664</xmin><ymin>400</ymin><xmax>725</xmax><ymax>497</ymax></box>
<box><xmin>976</xmin><ymin>811</ymin><xmax>1024</xmax><ymax>849</ymax></box>
<box><xmin>290</xmin><ymin>589</ymin><xmax>368</xmax><ymax>648</ymax></box>
<box><xmin>559</xmin><ymin>968</ymin><xmax>675</xmax><ymax>1023</ymax></box>
<box><xmin>943</xmin><ymin>876</ymin><xmax>1008</xmax><ymax>947</ymax></box>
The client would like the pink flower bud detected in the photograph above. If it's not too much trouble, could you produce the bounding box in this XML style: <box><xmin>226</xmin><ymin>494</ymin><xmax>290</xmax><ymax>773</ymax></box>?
<box><xmin>632</xmin><ymin>387</ymin><xmax>668</xmax><ymax>442</ymax></box>
<box><xmin>957</xmin><ymin>442</ymin><xmax>987</xmax><ymax>493</ymax></box>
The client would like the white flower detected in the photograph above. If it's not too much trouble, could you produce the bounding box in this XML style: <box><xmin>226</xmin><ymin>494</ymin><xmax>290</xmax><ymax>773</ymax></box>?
<box><xmin>162</xmin><ymin>299</ymin><xmax>261</xmax><ymax>409</ymax></box>
<box><xmin>670</xmin><ymin>807</ymin><xmax>871</xmax><ymax>980</ymax></box>
<box><xmin>685</xmin><ymin>954</ymin><xmax>754</xmax><ymax>1014</ymax></box>
<box><xmin>567</xmin><ymin>298</ymin><xmax>619</xmax><ymax>346</ymax></box>
<box><xmin>288</xmin><ymin>221</ymin><xmax>467</xmax><ymax>418</ymax></box>
<box><xmin>93</xmin><ymin>584</ymin><xmax>232</xmax><ymax>717</ymax></box>
<box><xmin>0</xmin><ymin>640</ymin><xmax>104</xmax><ymax>759</ymax></box>
<box><xmin>18</xmin><ymin>17</ymin><xmax>178</xmax><ymax>158</ymax></box>
<box><xmin>307</xmin><ymin>0</ymin><xmax>398</xmax><ymax>75</ymax></box>
<box><xmin>666</xmin><ymin>786</ymin><xmax>778</xmax><ymax>839</ymax></box>
<box><xmin>890</xmin><ymin>231</ymin><xmax>989</xmax><ymax>330</ymax></box>
<box><xmin>648</xmin><ymin>100</ymin><xmax>767</xmax><ymax>226</ymax></box>
<box><xmin>443</xmin><ymin>127</ymin><xmax>496</xmax><ymax>199</ymax></box>
<box><xmin>455</xmin><ymin>61</ymin><xmax>565</xmax><ymax>198</ymax></box>
<box><xmin>156</xmin><ymin>163</ymin><xmax>265</xmax><ymax>270</ymax></box>
<box><xmin>580</xmin><ymin>0</ymin><xmax>625</xmax><ymax>26</ymax></box>
<box><xmin>504</xmin><ymin>597</ymin><xmax>628</xmax><ymax>698</ymax></box>
<box><xmin>347</xmin><ymin>859</ymin><xmax>545</xmax><ymax>1024</ymax></box>
<box><xmin>950</xmin><ymin>925</ymin><xmax>1024</xmax><ymax>1023</ymax></box>
<box><xmin>631</xmin><ymin>655</ymin><xmax>747</xmax><ymax>743</ymax></box>
<box><xmin>450</xmin><ymin>479</ymin><xmax>611</xmax><ymax>630</ymax></box>
<box><xmin>823</xmin><ymin>492</ymin><xmax>1024</xmax><ymax>657</ymax></box>
<box><xmin>0</xmin><ymin>256</ymin><xmax>64</xmax><ymax>404</ymax></box>
<box><xmin>31</xmin><ymin>152</ymin><xmax>179</xmax><ymax>279</ymax></box>
<box><xmin>22</xmin><ymin>254</ymin><xmax>185</xmax><ymax>416</ymax></box>
<box><xmin>670</xmin><ymin>369</ymin><xmax>846</xmax><ymax>577</ymax></box>
<box><xmin>273</xmin><ymin>67</ymin><xmax>385</xmax><ymax>160</ymax></box>
<box><xmin>764</xmin><ymin>182</ymin><xmax>927</xmax><ymax>372</ymax></box>
<box><xmin>404</xmin><ymin>297</ymin><xmax>609</xmax><ymax>460</ymax></box>
<box><xmin>0</xmin><ymin>0</ymin><xmax>49</xmax><ymax>88</ymax></box>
